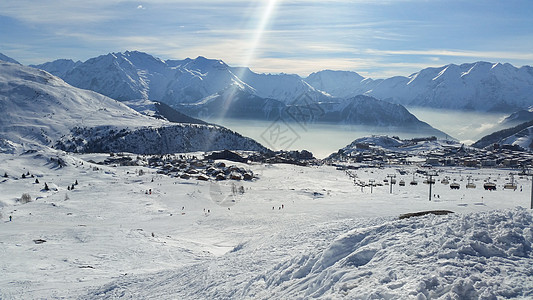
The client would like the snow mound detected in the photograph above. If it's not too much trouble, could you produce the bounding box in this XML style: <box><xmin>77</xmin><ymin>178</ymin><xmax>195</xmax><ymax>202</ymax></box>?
<box><xmin>84</xmin><ymin>208</ymin><xmax>533</xmax><ymax>299</ymax></box>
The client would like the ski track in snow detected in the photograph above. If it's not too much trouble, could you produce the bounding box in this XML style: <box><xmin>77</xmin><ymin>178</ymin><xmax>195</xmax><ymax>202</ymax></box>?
<box><xmin>1</xmin><ymin>150</ymin><xmax>532</xmax><ymax>299</ymax></box>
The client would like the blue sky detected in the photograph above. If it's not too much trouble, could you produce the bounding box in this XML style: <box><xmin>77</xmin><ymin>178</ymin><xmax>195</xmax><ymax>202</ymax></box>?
<box><xmin>1</xmin><ymin>0</ymin><xmax>532</xmax><ymax>78</ymax></box>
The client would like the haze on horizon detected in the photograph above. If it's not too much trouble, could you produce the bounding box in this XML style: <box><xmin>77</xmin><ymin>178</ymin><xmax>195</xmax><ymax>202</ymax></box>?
<box><xmin>1</xmin><ymin>0</ymin><xmax>532</xmax><ymax>78</ymax></box>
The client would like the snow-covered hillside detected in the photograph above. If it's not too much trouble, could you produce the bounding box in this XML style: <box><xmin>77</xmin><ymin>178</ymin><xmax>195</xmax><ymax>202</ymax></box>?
<box><xmin>333</xmin><ymin>135</ymin><xmax>456</xmax><ymax>158</ymax></box>
<box><xmin>473</xmin><ymin>119</ymin><xmax>533</xmax><ymax>151</ymax></box>
<box><xmin>1</xmin><ymin>149</ymin><xmax>532</xmax><ymax>299</ymax></box>
<box><xmin>0</xmin><ymin>62</ymin><xmax>266</xmax><ymax>153</ymax></box>
<box><xmin>501</xmin><ymin>106</ymin><xmax>533</xmax><ymax>126</ymax></box>
<box><xmin>177</xmin><ymin>91</ymin><xmax>445</xmax><ymax>135</ymax></box>
<box><xmin>319</xmin><ymin>95</ymin><xmax>443</xmax><ymax>132</ymax></box>
<box><xmin>121</xmin><ymin>99</ymin><xmax>206</xmax><ymax>124</ymax></box>
<box><xmin>306</xmin><ymin>62</ymin><xmax>533</xmax><ymax>112</ymax></box>
<box><xmin>500</xmin><ymin>126</ymin><xmax>533</xmax><ymax>151</ymax></box>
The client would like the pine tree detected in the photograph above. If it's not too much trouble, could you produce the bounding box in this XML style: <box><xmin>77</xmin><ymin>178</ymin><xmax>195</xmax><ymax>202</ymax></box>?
<box><xmin>44</xmin><ymin>183</ymin><xmax>49</xmax><ymax>191</ymax></box>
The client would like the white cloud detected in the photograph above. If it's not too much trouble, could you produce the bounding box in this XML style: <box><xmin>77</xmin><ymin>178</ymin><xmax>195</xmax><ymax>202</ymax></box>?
<box><xmin>364</xmin><ymin>49</ymin><xmax>533</xmax><ymax>61</ymax></box>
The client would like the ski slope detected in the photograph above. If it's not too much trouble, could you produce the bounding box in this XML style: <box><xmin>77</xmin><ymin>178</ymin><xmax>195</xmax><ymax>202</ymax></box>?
<box><xmin>1</xmin><ymin>147</ymin><xmax>532</xmax><ymax>299</ymax></box>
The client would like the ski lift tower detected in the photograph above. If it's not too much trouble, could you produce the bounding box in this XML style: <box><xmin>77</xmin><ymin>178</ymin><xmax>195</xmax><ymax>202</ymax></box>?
<box><xmin>387</xmin><ymin>174</ymin><xmax>396</xmax><ymax>194</ymax></box>
<box><xmin>520</xmin><ymin>165</ymin><xmax>533</xmax><ymax>209</ymax></box>
<box><xmin>427</xmin><ymin>170</ymin><xmax>438</xmax><ymax>201</ymax></box>
<box><xmin>527</xmin><ymin>169</ymin><xmax>533</xmax><ymax>209</ymax></box>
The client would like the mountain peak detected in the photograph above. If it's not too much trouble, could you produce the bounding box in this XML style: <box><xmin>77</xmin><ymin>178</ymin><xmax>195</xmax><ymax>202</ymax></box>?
<box><xmin>0</xmin><ymin>53</ymin><xmax>21</xmax><ymax>65</ymax></box>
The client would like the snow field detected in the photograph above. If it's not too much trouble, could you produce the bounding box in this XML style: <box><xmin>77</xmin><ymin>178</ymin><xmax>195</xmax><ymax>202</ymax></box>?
<box><xmin>1</xmin><ymin>150</ymin><xmax>532</xmax><ymax>299</ymax></box>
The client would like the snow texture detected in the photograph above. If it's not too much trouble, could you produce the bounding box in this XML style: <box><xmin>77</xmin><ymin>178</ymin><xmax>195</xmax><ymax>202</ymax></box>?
<box><xmin>1</xmin><ymin>148</ymin><xmax>532</xmax><ymax>299</ymax></box>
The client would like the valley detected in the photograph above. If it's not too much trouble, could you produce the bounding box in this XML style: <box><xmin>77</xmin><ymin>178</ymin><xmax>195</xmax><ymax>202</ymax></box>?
<box><xmin>1</xmin><ymin>52</ymin><xmax>532</xmax><ymax>299</ymax></box>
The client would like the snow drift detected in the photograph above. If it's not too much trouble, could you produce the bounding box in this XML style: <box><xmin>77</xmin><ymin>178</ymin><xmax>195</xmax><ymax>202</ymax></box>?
<box><xmin>84</xmin><ymin>208</ymin><xmax>533</xmax><ymax>299</ymax></box>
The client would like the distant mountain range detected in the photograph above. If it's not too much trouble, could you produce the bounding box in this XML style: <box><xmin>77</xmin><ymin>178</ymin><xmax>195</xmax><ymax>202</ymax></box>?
<box><xmin>31</xmin><ymin>51</ymin><xmax>329</xmax><ymax>105</ymax></box>
<box><xmin>29</xmin><ymin>51</ymin><xmax>533</xmax><ymax>114</ymax></box>
<box><xmin>307</xmin><ymin>62</ymin><xmax>533</xmax><ymax>112</ymax></box>
<box><xmin>0</xmin><ymin>61</ymin><xmax>266</xmax><ymax>154</ymax></box>
<box><xmin>24</xmin><ymin>51</ymin><xmax>450</xmax><ymax>135</ymax></box>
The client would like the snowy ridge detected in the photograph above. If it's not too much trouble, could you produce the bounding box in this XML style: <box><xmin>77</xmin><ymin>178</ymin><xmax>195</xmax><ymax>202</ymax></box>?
<box><xmin>32</xmin><ymin>52</ymin><xmax>533</xmax><ymax>112</ymax></box>
<box><xmin>30</xmin><ymin>59</ymin><xmax>82</xmax><ymax>78</ymax></box>
<box><xmin>178</xmin><ymin>92</ymin><xmax>446</xmax><ymax>135</ymax></box>
<box><xmin>36</xmin><ymin>51</ymin><xmax>329</xmax><ymax>107</ymax></box>
<box><xmin>500</xmin><ymin>126</ymin><xmax>533</xmax><ymax>150</ymax></box>
<box><xmin>0</xmin><ymin>52</ymin><xmax>21</xmax><ymax>65</ymax></box>
<box><xmin>84</xmin><ymin>208</ymin><xmax>533</xmax><ymax>299</ymax></box>
<box><xmin>0</xmin><ymin>61</ymin><xmax>267</xmax><ymax>153</ymax></box>
<box><xmin>336</xmin><ymin>135</ymin><xmax>459</xmax><ymax>157</ymax></box>
<box><xmin>306</xmin><ymin>62</ymin><xmax>533</xmax><ymax>112</ymax></box>
<box><xmin>320</xmin><ymin>95</ymin><xmax>441</xmax><ymax>130</ymax></box>
<box><xmin>501</xmin><ymin>106</ymin><xmax>533</xmax><ymax>126</ymax></box>
<box><xmin>55</xmin><ymin>124</ymin><xmax>266</xmax><ymax>154</ymax></box>
<box><xmin>121</xmin><ymin>99</ymin><xmax>206</xmax><ymax>124</ymax></box>
<box><xmin>33</xmin><ymin>51</ymin><xmax>435</xmax><ymax>130</ymax></box>
<box><xmin>473</xmin><ymin>119</ymin><xmax>533</xmax><ymax>151</ymax></box>
<box><xmin>305</xmin><ymin>70</ymin><xmax>374</xmax><ymax>99</ymax></box>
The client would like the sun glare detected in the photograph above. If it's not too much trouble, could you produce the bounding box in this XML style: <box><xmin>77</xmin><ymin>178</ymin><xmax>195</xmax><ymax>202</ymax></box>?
<box><xmin>215</xmin><ymin>0</ymin><xmax>280</xmax><ymax>124</ymax></box>
<box><xmin>242</xmin><ymin>0</ymin><xmax>279</xmax><ymax>70</ymax></box>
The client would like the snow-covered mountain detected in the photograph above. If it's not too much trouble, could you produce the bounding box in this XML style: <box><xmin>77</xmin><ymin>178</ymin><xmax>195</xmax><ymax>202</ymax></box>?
<box><xmin>176</xmin><ymin>90</ymin><xmax>445</xmax><ymax>136</ymax></box>
<box><xmin>473</xmin><ymin>119</ymin><xmax>533</xmax><ymax>151</ymax></box>
<box><xmin>319</xmin><ymin>95</ymin><xmax>441</xmax><ymax>130</ymax></box>
<box><xmin>30</xmin><ymin>59</ymin><xmax>82</xmax><ymax>78</ymax></box>
<box><xmin>0</xmin><ymin>52</ymin><xmax>21</xmax><ymax>65</ymax></box>
<box><xmin>122</xmin><ymin>99</ymin><xmax>207</xmax><ymax>124</ymax></box>
<box><xmin>34</xmin><ymin>51</ymin><xmax>444</xmax><ymax>133</ymax></box>
<box><xmin>500</xmin><ymin>106</ymin><xmax>533</xmax><ymax>126</ymax></box>
<box><xmin>36</xmin><ymin>51</ymin><xmax>329</xmax><ymax>107</ymax></box>
<box><xmin>305</xmin><ymin>70</ymin><xmax>375</xmax><ymax>99</ymax></box>
<box><xmin>306</xmin><ymin>62</ymin><xmax>533</xmax><ymax>112</ymax></box>
<box><xmin>0</xmin><ymin>61</ymin><xmax>266</xmax><ymax>154</ymax></box>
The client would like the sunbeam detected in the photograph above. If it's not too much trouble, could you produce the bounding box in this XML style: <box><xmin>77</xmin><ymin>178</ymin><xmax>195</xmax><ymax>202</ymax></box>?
<box><xmin>215</xmin><ymin>0</ymin><xmax>281</xmax><ymax>125</ymax></box>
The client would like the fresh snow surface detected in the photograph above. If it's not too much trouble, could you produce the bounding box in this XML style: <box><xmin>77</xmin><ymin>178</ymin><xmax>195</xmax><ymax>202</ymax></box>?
<box><xmin>1</xmin><ymin>147</ymin><xmax>532</xmax><ymax>299</ymax></box>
